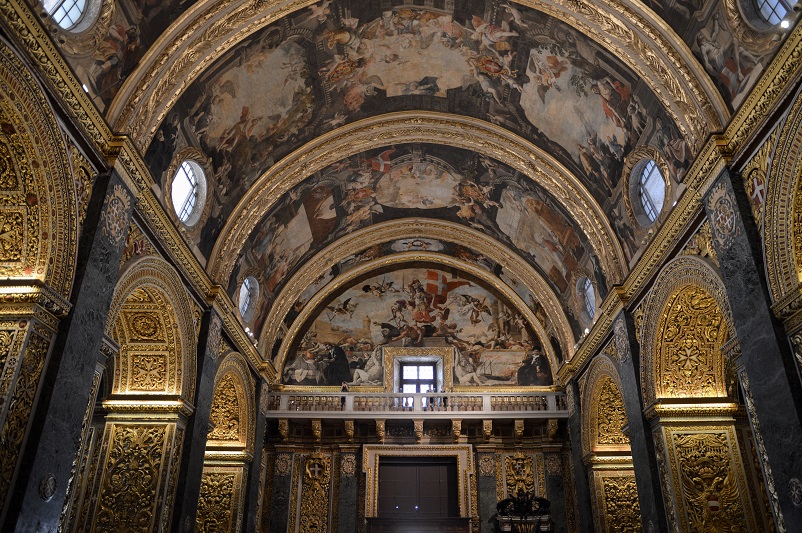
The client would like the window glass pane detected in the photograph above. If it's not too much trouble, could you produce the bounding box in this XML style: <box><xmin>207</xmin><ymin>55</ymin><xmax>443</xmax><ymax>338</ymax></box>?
<box><xmin>46</xmin><ymin>0</ymin><xmax>87</xmax><ymax>30</ymax></box>
<box><xmin>171</xmin><ymin>161</ymin><xmax>201</xmax><ymax>223</ymax></box>
<box><xmin>639</xmin><ymin>160</ymin><xmax>664</xmax><ymax>222</ymax></box>
<box><xmin>418</xmin><ymin>366</ymin><xmax>434</xmax><ymax>380</ymax></box>
<box><xmin>402</xmin><ymin>384</ymin><xmax>417</xmax><ymax>394</ymax></box>
<box><xmin>757</xmin><ymin>0</ymin><xmax>789</xmax><ymax>23</ymax></box>
<box><xmin>239</xmin><ymin>278</ymin><xmax>252</xmax><ymax>317</ymax></box>
<box><xmin>583</xmin><ymin>278</ymin><xmax>595</xmax><ymax>317</ymax></box>
<box><xmin>403</xmin><ymin>366</ymin><xmax>418</xmax><ymax>380</ymax></box>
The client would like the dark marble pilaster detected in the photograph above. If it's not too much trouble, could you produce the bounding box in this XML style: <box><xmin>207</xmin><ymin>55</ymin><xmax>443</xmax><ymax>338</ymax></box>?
<box><xmin>612</xmin><ymin>312</ymin><xmax>669</xmax><ymax>533</ymax></box>
<box><xmin>566</xmin><ymin>379</ymin><xmax>594</xmax><ymax>533</ymax></box>
<box><xmin>243</xmin><ymin>378</ymin><xmax>269</xmax><ymax>531</ymax></box>
<box><xmin>704</xmin><ymin>167</ymin><xmax>802</xmax><ymax>529</ymax></box>
<box><xmin>543</xmin><ymin>452</ymin><xmax>568</xmax><ymax>533</ymax></box>
<box><xmin>475</xmin><ymin>449</ymin><xmax>497</xmax><ymax>533</ymax></box>
<box><xmin>269</xmin><ymin>449</ymin><xmax>293</xmax><ymax>533</ymax></box>
<box><xmin>170</xmin><ymin>309</ymin><xmax>222</xmax><ymax>533</ymax></box>
<box><xmin>337</xmin><ymin>445</ymin><xmax>360</xmax><ymax>533</ymax></box>
<box><xmin>6</xmin><ymin>171</ymin><xmax>133</xmax><ymax>532</ymax></box>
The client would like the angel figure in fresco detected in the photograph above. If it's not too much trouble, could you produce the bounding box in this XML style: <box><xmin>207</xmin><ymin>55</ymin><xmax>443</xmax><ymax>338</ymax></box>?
<box><xmin>501</xmin><ymin>3</ymin><xmax>529</xmax><ymax>28</ymax></box>
<box><xmin>457</xmin><ymin>295</ymin><xmax>492</xmax><ymax>325</ymax></box>
<box><xmin>470</xmin><ymin>15</ymin><xmax>518</xmax><ymax>60</ymax></box>
<box><xmin>326</xmin><ymin>298</ymin><xmax>358</xmax><ymax>320</ymax></box>
<box><xmin>528</xmin><ymin>54</ymin><xmax>569</xmax><ymax>104</ymax></box>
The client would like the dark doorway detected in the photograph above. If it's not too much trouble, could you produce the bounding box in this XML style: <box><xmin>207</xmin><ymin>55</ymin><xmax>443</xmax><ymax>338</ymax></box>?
<box><xmin>377</xmin><ymin>457</ymin><xmax>458</xmax><ymax>519</ymax></box>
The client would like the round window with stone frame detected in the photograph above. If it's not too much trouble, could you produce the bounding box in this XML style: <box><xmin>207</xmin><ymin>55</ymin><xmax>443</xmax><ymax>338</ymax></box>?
<box><xmin>239</xmin><ymin>276</ymin><xmax>260</xmax><ymax>323</ymax></box>
<box><xmin>42</xmin><ymin>0</ymin><xmax>101</xmax><ymax>32</ymax></box>
<box><xmin>629</xmin><ymin>158</ymin><xmax>667</xmax><ymax>227</ymax></box>
<box><xmin>737</xmin><ymin>0</ymin><xmax>797</xmax><ymax>32</ymax></box>
<box><xmin>170</xmin><ymin>160</ymin><xmax>208</xmax><ymax>227</ymax></box>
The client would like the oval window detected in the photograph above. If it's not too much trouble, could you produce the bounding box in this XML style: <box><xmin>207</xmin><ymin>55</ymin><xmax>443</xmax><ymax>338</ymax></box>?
<box><xmin>170</xmin><ymin>160</ymin><xmax>206</xmax><ymax>226</ymax></box>
<box><xmin>239</xmin><ymin>276</ymin><xmax>259</xmax><ymax>322</ymax></box>
<box><xmin>638</xmin><ymin>160</ymin><xmax>666</xmax><ymax>223</ymax></box>
<box><xmin>43</xmin><ymin>0</ymin><xmax>88</xmax><ymax>31</ymax></box>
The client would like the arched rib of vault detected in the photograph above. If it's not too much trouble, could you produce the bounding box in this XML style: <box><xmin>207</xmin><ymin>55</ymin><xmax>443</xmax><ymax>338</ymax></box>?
<box><xmin>208</xmin><ymin>112</ymin><xmax>627</xmax><ymax>289</ymax></box>
<box><xmin>108</xmin><ymin>0</ymin><xmax>724</xmax><ymax>154</ymax></box>
<box><xmin>274</xmin><ymin>252</ymin><xmax>563</xmax><ymax>385</ymax></box>
<box><xmin>258</xmin><ymin>219</ymin><xmax>574</xmax><ymax>367</ymax></box>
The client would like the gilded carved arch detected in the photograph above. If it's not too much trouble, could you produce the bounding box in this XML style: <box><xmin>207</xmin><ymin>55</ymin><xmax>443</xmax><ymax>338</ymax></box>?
<box><xmin>580</xmin><ymin>356</ymin><xmax>630</xmax><ymax>457</ymax></box>
<box><xmin>209</xmin><ymin>352</ymin><xmax>256</xmax><ymax>454</ymax></box>
<box><xmin>0</xmin><ymin>39</ymin><xmax>78</xmax><ymax>298</ymax></box>
<box><xmin>208</xmin><ymin>112</ymin><xmax>627</xmax><ymax>288</ymax></box>
<box><xmin>258</xmin><ymin>218</ymin><xmax>574</xmax><ymax>367</ymax></box>
<box><xmin>638</xmin><ymin>256</ymin><xmax>734</xmax><ymax>405</ymax></box>
<box><xmin>107</xmin><ymin>0</ymin><xmax>724</xmax><ymax>153</ymax></box>
<box><xmin>764</xmin><ymin>84</ymin><xmax>802</xmax><ymax>307</ymax></box>
<box><xmin>273</xmin><ymin>252</ymin><xmax>562</xmax><ymax>384</ymax></box>
<box><xmin>106</xmin><ymin>256</ymin><xmax>197</xmax><ymax>400</ymax></box>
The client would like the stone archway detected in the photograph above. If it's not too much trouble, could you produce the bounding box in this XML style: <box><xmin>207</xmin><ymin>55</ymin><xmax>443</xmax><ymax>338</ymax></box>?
<box><xmin>580</xmin><ymin>356</ymin><xmax>641</xmax><ymax>532</ymax></box>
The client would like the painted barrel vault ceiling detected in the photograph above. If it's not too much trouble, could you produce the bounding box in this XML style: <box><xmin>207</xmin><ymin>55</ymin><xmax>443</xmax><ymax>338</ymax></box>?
<box><xmin>53</xmin><ymin>0</ymin><xmax>779</xmax><ymax>383</ymax></box>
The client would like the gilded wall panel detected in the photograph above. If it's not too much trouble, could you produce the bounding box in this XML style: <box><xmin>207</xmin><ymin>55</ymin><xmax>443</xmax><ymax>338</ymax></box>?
<box><xmin>655</xmin><ymin>285</ymin><xmax>728</xmax><ymax>400</ymax></box>
<box><xmin>92</xmin><ymin>423</ymin><xmax>170</xmax><ymax>533</ymax></box>
<box><xmin>661</xmin><ymin>426</ymin><xmax>758</xmax><ymax>533</ymax></box>
<box><xmin>0</xmin><ymin>328</ymin><xmax>50</xmax><ymax>507</ymax></box>
<box><xmin>196</xmin><ymin>466</ymin><xmax>246</xmax><ymax>533</ymax></box>
<box><xmin>209</xmin><ymin>374</ymin><xmax>241</xmax><ymax>442</ymax></box>
<box><xmin>589</xmin><ymin>470</ymin><xmax>641</xmax><ymax>533</ymax></box>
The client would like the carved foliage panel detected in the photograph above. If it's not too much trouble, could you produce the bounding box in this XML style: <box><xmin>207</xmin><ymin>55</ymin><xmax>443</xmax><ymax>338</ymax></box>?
<box><xmin>495</xmin><ymin>451</ymin><xmax>545</xmax><ymax>501</ymax></box>
<box><xmin>655</xmin><ymin>285</ymin><xmax>728</xmax><ymax>399</ymax></box>
<box><xmin>590</xmin><ymin>470</ymin><xmax>641</xmax><ymax>533</ymax></box>
<box><xmin>196</xmin><ymin>466</ymin><xmax>246</xmax><ymax>533</ymax></box>
<box><xmin>580</xmin><ymin>356</ymin><xmax>629</xmax><ymax>455</ymax></box>
<box><xmin>0</xmin><ymin>326</ymin><xmax>50</xmax><ymax>506</ymax></box>
<box><xmin>595</xmin><ymin>377</ymin><xmax>629</xmax><ymax>448</ymax></box>
<box><xmin>291</xmin><ymin>451</ymin><xmax>332</xmax><ymax>533</ymax></box>
<box><xmin>92</xmin><ymin>423</ymin><xmax>171</xmax><ymax>533</ymax></box>
<box><xmin>208</xmin><ymin>374</ymin><xmax>242</xmax><ymax>443</ymax></box>
<box><xmin>662</xmin><ymin>426</ymin><xmax>756</xmax><ymax>533</ymax></box>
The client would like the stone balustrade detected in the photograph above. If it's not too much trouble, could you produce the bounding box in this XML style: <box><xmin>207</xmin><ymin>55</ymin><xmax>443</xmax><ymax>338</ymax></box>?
<box><xmin>266</xmin><ymin>391</ymin><xmax>568</xmax><ymax>419</ymax></box>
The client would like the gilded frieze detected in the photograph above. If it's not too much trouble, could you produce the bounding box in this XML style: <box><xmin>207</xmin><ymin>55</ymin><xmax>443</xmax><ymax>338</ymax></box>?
<box><xmin>93</xmin><ymin>424</ymin><xmax>168</xmax><ymax>532</ymax></box>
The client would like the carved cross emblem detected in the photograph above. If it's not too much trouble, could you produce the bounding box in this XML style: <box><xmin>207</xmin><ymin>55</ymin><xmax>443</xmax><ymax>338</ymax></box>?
<box><xmin>750</xmin><ymin>174</ymin><xmax>765</xmax><ymax>205</ymax></box>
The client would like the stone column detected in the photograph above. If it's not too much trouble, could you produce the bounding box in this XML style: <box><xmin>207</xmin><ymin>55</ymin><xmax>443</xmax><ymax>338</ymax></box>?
<box><xmin>336</xmin><ymin>445</ymin><xmax>360</xmax><ymax>533</ymax></box>
<box><xmin>543</xmin><ymin>452</ymin><xmax>568</xmax><ymax>533</ymax></box>
<box><xmin>171</xmin><ymin>309</ymin><xmax>222</xmax><ymax>532</ymax></box>
<box><xmin>566</xmin><ymin>379</ymin><xmax>594</xmax><ymax>533</ymax></box>
<box><xmin>269</xmin><ymin>447</ymin><xmax>294</xmax><ymax>533</ymax></box>
<box><xmin>704</xmin><ymin>167</ymin><xmax>802</xmax><ymax>529</ymax></box>
<box><xmin>6</xmin><ymin>171</ymin><xmax>133</xmax><ymax>532</ymax></box>
<box><xmin>475</xmin><ymin>448</ymin><xmax>498</xmax><ymax>533</ymax></box>
<box><xmin>612</xmin><ymin>312</ymin><xmax>669</xmax><ymax>533</ymax></box>
<box><xmin>243</xmin><ymin>379</ymin><xmax>269</xmax><ymax>532</ymax></box>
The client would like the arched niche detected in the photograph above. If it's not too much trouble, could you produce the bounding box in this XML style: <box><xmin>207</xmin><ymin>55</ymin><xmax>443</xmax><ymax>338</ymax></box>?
<box><xmin>196</xmin><ymin>352</ymin><xmax>256</xmax><ymax>533</ymax></box>
<box><xmin>207</xmin><ymin>352</ymin><xmax>256</xmax><ymax>454</ymax></box>
<box><xmin>580</xmin><ymin>356</ymin><xmax>630</xmax><ymax>457</ymax></box>
<box><xmin>0</xmin><ymin>38</ymin><xmax>78</xmax><ymax>298</ymax></box>
<box><xmin>579</xmin><ymin>356</ymin><xmax>641</xmax><ymax>532</ymax></box>
<box><xmin>107</xmin><ymin>256</ymin><xmax>197</xmax><ymax>400</ymax></box>
<box><xmin>638</xmin><ymin>256</ymin><xmax>734</xmax><ymax>406</ymax></box>
<box><xmin>765</xmin><ymin>84</ymin><xmax>802</xmax><ymax>309</ymax></box>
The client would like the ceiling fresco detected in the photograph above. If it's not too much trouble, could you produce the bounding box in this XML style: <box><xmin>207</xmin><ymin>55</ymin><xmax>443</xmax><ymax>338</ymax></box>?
<box><xmin>227</xmin><ymin>144</ymin><xmax>605</xmax><ymax>342</ymax></box>
<box><xmin>281</xmin><ymin>266</ymin><xmax>554</xmax><ymax>388</ymax></box>
<box><xmin>143</xmin><ymin>0</ymin><xmax>688</xmax><ymax>259</ymax></box>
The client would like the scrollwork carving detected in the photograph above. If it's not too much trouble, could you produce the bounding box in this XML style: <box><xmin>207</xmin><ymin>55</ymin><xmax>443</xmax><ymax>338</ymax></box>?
<box><xmin>196</xmin><ymin>471</ymin><xmax>236</xmax><ymax>533</ymax></box>
<box><xmin>94</xmin><ymin>425</ymin><xmax>166</xmax><ymax>532</ymax></box>
<box><xmin>209</xmin><ymin>374</ymin><xmax>241</xmax><ymax>442</ymax></box>
<box><xmin>601</xmin><ymin>475</ymin><xmax>641</xmax><ymax>532</ymax></box>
